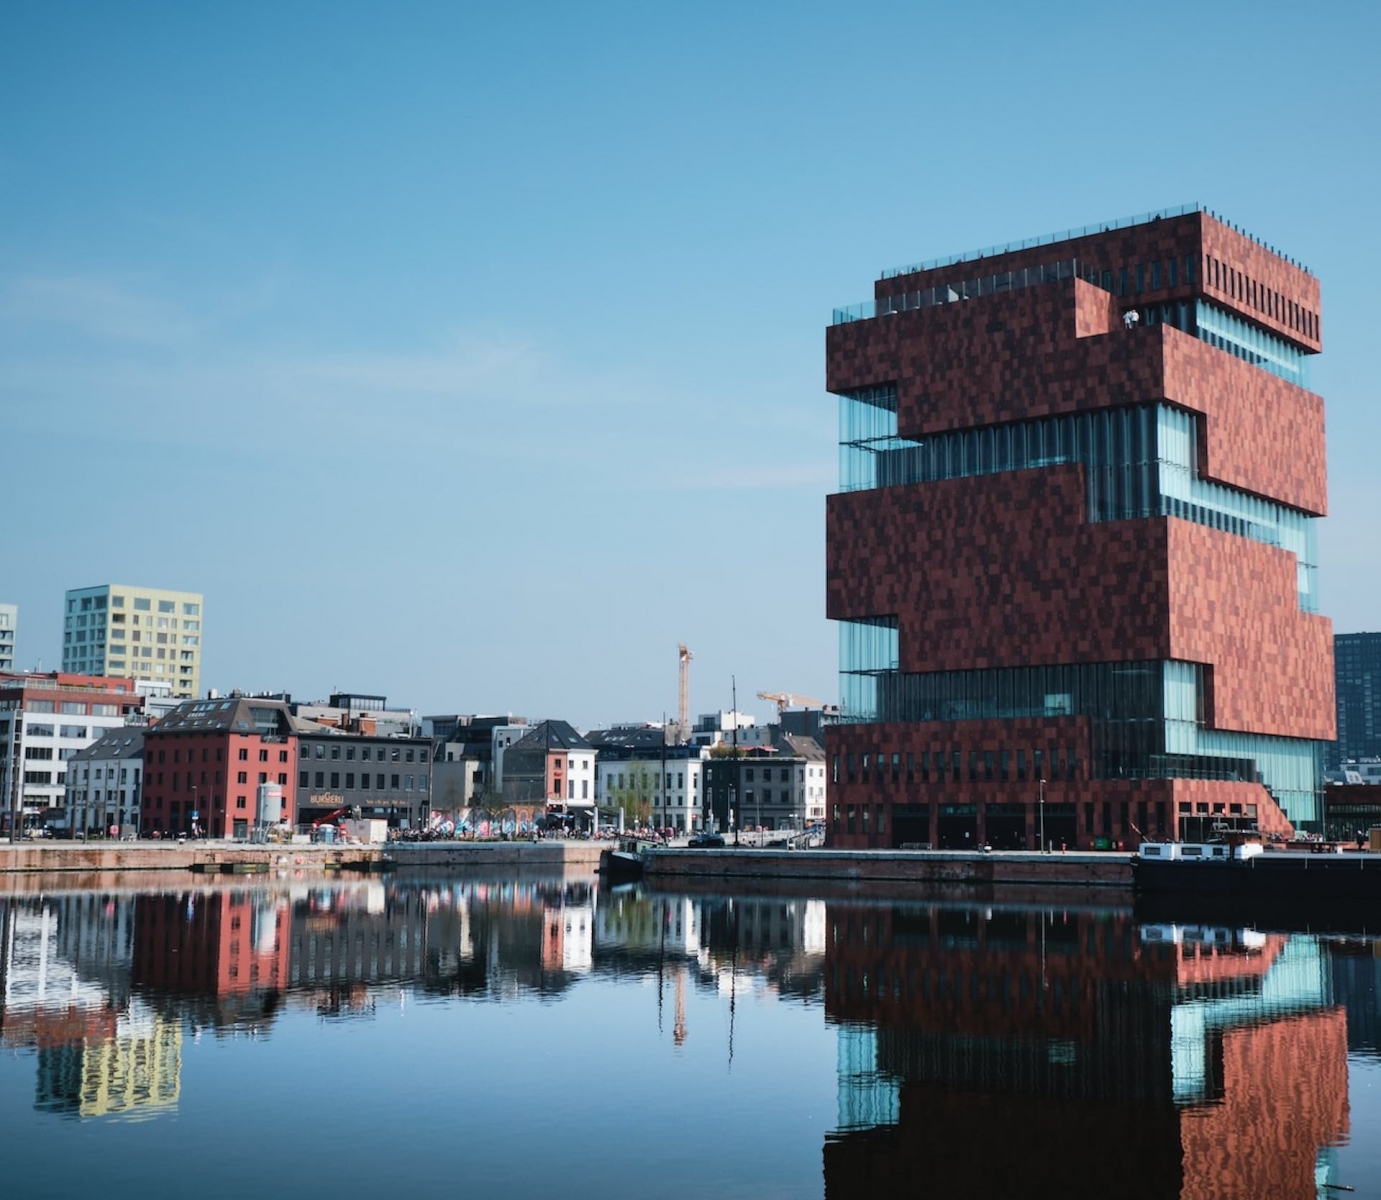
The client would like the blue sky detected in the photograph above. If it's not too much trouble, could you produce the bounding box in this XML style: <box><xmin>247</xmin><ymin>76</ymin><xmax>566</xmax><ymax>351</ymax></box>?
<box><xmin>4</xmin><ymin>0</ymin><xmax>1378</xmax><ymax>726</ymax></box>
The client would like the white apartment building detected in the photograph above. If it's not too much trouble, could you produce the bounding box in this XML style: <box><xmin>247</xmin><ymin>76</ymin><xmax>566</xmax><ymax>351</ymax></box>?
<box><xmin>0</xmin><ymin>674</ymin><xmax>144</xmax><ymax>832</ymax></box>
<box><xmin>596</xmin><ymin>747</ymin><xmax>708</xmax><ymax>832</ymax></box>
<box><xmin>690</xmin><ymin>710</ymin><xmax>769</xmax><ymax>749</ymax></box>
<box><xmin>0</xmin><ymin>603</ymin><xmax>16</xmax><ymax>673</ymax></box>
<box><xmin>62</xmin><ymin>585</ymin><xmax>204</xmax><ymax>701</ymax></box>
<box><xmin>65</xmin><ymin>730</ymin><xmax>144</xmax><ymax>835</ymax></box>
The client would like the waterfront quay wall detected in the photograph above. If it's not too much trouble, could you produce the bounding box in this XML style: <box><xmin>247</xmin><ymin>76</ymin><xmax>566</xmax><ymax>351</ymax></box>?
<box><xmin>644</xmin><ymin>848</ymin><xmax>1133</xmax><ymax>888</ymax></box>
<box><xmin>389</xmin><ymin>842</ymin><xmax>605</xmax><ymax>870</ymax></box>
<box><xmin>0</xmin><ymin>843</ymin><xmax>369</xmax><ymax>875</ymax></box>
<box><xmin>0</xmin><ymin>841</ymin><xmax>604</xmax><ymax>875</ymax></box>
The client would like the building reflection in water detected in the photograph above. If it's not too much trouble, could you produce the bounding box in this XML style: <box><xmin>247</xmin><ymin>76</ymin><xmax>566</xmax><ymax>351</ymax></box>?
<box><xmin>823</xmin><ymin>904</ymin><xmax>1350</xmax><ymax>1200</ymax></box>
<box><xmin>0</xmin><ymin>880</ymin><xmax>830</xmax><ymax>1114</ymax></box>
<box><xmin>0</xmin><ymin>895</ymin><xmax>181</xmax><ymax>1120</ymax></box>
<box><xmin>0</xmin><ymin>876</ymin><xmax>1361</xmax><ymax>1196</ymax></box>
<box><xmin>0</xmin><ymin>876</ymin><xmax>604</xmax><ymax>1116</ymax></box>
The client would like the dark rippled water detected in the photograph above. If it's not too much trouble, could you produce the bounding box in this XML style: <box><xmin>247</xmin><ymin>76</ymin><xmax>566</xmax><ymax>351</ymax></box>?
<box><xmin>1</xmin><ymin>874</ymin><xmax>1378</xmax><ymax>1199</ymax></box>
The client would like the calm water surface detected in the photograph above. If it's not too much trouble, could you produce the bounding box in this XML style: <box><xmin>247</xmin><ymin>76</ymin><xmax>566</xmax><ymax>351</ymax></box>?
<box><xmin>1</xmin><ymin>873</ymin><xmax>1378</xmax><ymax>1199</ymax></box>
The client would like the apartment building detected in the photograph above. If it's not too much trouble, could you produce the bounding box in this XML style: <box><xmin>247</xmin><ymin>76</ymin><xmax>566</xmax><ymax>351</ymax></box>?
<box><xmin>0</xmin><ymin>603</ymin><xmax>16</xmax><ymax>673</ymax></box>
<box><xmin>595</xmin><ymin>743</ymin><xmax>708</xmax><ymax>833</ymax></box>
<box><xmin>0</xmin><ymin>673</ymin><xmax>145</xmax><ymax>834</ymax></box>
<box><xmin>703</xmin><ymin>735</ymin><xmax>826</xmax><ymax>835</ymax></box>
<box><xmin>141</xmin><ymin>696</ymin><xmax>303</xmax><ymax>838</ymax></box>
<box><xmin>62</xmin><ymin>585</ymin><xmax>204</xmax><ymax>701</ymax></box>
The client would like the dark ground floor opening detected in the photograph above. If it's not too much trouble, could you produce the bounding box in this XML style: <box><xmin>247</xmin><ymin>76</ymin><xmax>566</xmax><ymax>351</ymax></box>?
<box><xmin>893</xmin><ymin>805</ymin><xmax>929</xmax><ymax>848</ymax></box>
<box><xmin>936</xmin><ymin>806</ymin><xmax>977</xmax><ymax>850</ymax></box>
<box><xmin>984</xmin><ymin>803</ymin><xmax>1027</xmax><ymax>850</ymax></box>
<box><xmin>836</xmin><ymin>795</ymin><xmax>1177</xmax><ymax>850</ymax></box>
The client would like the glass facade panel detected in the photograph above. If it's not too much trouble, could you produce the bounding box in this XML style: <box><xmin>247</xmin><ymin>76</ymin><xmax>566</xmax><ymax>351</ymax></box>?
<box><xmin>836</xmin><ymin>392</ymin><xmax>1318</xmax><ymax>611</ymax></box>
<box><xmin>838</xmin><ymin>618</ymin><xmax>899</xmax><ymax>723</ymax></box>
<box><xmin>1132</xmin><ymin>298</ymin><xmax>1310</xmax><ymax>386</ymax></box>
<box><xmin>1194</xmin><ymin>300</ymin><xmax>1310</xmax><ymax>386</ymax></box>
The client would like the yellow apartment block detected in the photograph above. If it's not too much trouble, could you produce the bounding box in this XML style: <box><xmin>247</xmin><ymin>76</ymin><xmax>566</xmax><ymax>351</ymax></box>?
<box><xmin>62</xmin><ymin>584</ymin><xmax>204</xmax><ymax>701</ymax></box>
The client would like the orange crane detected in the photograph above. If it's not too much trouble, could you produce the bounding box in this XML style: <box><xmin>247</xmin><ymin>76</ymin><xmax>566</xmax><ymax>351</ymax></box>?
<box><xmin>757</xmin><ymin>691</ymin><xmax>832</xmax><ymax>715</ymax></box>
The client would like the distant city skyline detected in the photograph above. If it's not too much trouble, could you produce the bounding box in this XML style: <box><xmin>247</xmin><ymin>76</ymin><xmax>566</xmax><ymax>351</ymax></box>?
<box><xmin>5</xmin><ymin>2</ymin><xmax>1379</xmax><ymax>727</ymax></box>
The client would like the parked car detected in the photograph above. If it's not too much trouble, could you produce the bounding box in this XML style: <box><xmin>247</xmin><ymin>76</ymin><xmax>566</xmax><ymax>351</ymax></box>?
<box><xmin>688</xmin><ymin>832</ymin><xmax>725</xmax><ymax>848</ymax></box>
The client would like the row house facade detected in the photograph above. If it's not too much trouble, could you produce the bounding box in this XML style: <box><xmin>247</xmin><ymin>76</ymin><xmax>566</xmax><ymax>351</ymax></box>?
<box><xmin>66</xmin><ymin>730</ymin><xmax>145</xmax><ymax>835</ymax></box>
<box><xmin>703</xmin><ymin>735</ymin><xmax>828</xmax><ymax>835</ymax></box>
<box><xmin>501</xmin><ymin>721</ymin><xmax>596</xmax><ymax>819</ymax></box>
<box><xmin>595</xmin><ymin>743</ymin><xmax>708</xmax><ymax>833</ymax></box>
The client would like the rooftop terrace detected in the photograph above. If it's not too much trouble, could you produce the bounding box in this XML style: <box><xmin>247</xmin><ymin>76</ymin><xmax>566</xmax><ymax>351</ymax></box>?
<box><xmin>880</xmin><ymin>203</ymin><xmax>1310</xmax><ymax>281</ymax></box>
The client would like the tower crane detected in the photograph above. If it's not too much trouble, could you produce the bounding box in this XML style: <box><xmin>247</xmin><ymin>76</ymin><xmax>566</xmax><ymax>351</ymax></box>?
<box><xmin>757</xmin><ymin>691</ymin><xmax>832</xmax><ymax>715</ymax></box>
<box><xmin>677</xmin><ymin>644</ymin><xmax>693</xmax><ymax>734</ymax></box>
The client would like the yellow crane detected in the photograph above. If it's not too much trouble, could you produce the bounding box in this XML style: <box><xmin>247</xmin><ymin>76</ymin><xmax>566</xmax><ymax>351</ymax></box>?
<box><xmin>757</xmin><ymin>691</ymin><xmax>830</xmax><ymax>715</ymax></box>
<box><xmin>678</xmin><ymin>644</ymin><xmax>693</xmax><ymax>733</ymax></box>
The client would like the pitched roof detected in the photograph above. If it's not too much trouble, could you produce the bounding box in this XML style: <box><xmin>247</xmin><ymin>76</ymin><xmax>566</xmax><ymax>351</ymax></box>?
<box><xmin>69</xmin><ymin>729</ymin><xmax>146</xmax><ymax>762</ymax></box>
<box><xmin>507</xmin><ymin>719</ymin><xmax>593</xmax><ymax>755</ymax></box>
<box><xmin>585</xmin><ymin>726</ymin><xmax>669</xmax><ymax>752</ymax></box>
<box><xmin>776</xmin><ymin>733</ymin><xmax>825</xmax><ymax>760</ymax></box>
<box><xmin>150</xmin><ymin>696</ymin><xmax>315</xmax><ymax>737</ymax></box>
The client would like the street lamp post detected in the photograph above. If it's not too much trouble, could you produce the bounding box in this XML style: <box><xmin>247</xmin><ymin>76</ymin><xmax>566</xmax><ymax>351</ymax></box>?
<box><xmin>1038</xmin><ymin>778</ymin><xmax>1047</xmax><ymax>853</ymax></box>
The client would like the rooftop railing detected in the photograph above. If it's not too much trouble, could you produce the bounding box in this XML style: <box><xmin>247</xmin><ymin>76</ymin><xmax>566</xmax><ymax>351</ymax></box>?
<box><xmin>879</xmin><ymin>202</ymin><xmax>1308</xmax><ymax>281</ymax></box>
<box><xmin>833</xmin><ymin>258</ymin><xmax>1101</xmax><ymax>325</ymax></box>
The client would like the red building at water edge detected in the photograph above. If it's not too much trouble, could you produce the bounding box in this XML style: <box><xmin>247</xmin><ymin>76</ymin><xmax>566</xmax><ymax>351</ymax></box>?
<box><xmin>141</xmin><ymin>697</ymin><xmax>303</xmax><ymax>838</ymax></box>
<box><xmin>824</xmin><ymin>205</ymin><xmax>1333</xmax><ymax>850</ymax></box>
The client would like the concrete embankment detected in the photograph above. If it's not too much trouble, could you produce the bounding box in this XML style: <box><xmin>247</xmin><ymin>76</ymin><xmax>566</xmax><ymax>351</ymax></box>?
<box><xmin>388</xmin><ymin>842</ymin><xmax>605</xmax><ymax>870</ymax></box>
<box><xmin>643</xmin><ymin>848</ymin><xmax>1133</xmax><ymax>889</ymax></box>
<box><xmin>0</xmin><ymin>840</ymin><xmax>604</xmax><ymax>876</ymax></box>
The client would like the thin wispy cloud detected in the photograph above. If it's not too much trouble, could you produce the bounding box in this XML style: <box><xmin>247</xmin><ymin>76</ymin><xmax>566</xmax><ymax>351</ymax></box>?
<box><xmin>0</xmin><ymin>273</ymin><xmax>202</xmax><ymax>347</ymax></box>
<box><xmin>273</xmin><ymin>335</ymin><xmax>542</xmax><ymax>396</ymax></box>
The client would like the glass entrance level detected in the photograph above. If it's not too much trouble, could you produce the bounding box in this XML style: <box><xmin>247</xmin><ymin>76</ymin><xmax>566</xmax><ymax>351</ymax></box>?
<box><xmin>837</xmin><ymin>394</ymin><xmax>1319</xmax><ymax>612</ymax></box>
<box><xmin>0</xmin><ymin>882</ymin><xmax>1370</xmax><ymax>1200</ymax></box>
<box><xmin>836</xmin><ymin>651</ymin><xmax>1324</xmax><ymax>826</ymax></box>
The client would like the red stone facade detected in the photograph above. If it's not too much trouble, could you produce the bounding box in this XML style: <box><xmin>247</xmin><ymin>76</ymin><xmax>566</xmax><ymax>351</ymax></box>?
<box><xmin>826</xmin><ymin>473</ymin><xmax>1334</xmax><ymax>741</ymax></box>
<box><xmin>825</xmin><ymin>208</ymin><xmax>1331</xmax><ymax>848</ymax></box>
<box><xmin>828</xmin><ymin>279</ymin><xmax>1326</xmax><ymax>515</ymax></box>
<box><xmin>876</xmin><ymin>209</ymin><xmax>1320</xmax><ymax>352</ymax></box>
<box><xmin>141</xmin><ymin>728</ymin><xmax>297</xmax><ymax>838</ymax></box>
<box><xmin>828</xmin><ymin>467</ymin><xmax>1171</xmax><ymax>672</ymax></box>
